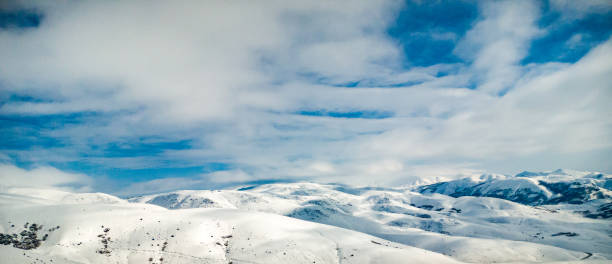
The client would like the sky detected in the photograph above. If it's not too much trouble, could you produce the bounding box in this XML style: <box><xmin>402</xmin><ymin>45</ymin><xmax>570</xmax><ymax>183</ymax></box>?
<box><xmin>0</xmin><ymin>0</ymin><xmax>611</xmax><ymax>195</ymax></box>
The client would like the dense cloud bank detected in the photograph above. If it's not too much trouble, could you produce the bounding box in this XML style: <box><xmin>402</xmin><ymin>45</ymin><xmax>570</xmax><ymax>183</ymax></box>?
<box><xmin>0</xmin><ymin>0</ymin><xmax>611</xmax><ymax>191</ymax></box>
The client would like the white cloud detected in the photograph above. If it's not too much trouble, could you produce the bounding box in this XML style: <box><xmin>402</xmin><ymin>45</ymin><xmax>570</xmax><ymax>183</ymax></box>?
<box><xmin>114</xmin><ymin>170</ymin><xmax>255</xmax><ymax>195</ymax></box>
<box><xmin>350</xmin><ymin>37</ymin><xmax>612</xmax><ymax>172</ymax></box>
<box><xmin>0</xmin><ymin>0</ymin><xmax>401</xmax><ymax>122</ymax></box>
<box><xmin>0</xmin><ymin>0</ymin><xmax>610</xmax><ymax>191</ymax></box>
<box><xmin>455</xmin><ymin>0</ymin><xmax>541</xmax><ymax>94</ymax></box>
<box><xmin>205</xmin><ymin>170</ymin><xmax>252</xmax><ymax>183</ymax></box>
<box><xmin>0</xmin><ymin>164</ymin><xmax>92</xmax><ymax>191</ymax></box>
<box><xmin>115</xmin><ymin>177</ymin><xmax>205</xmax><ymax>196</ymax></box>
<box><xmin>549</xmin><ymin>0</ymin><xmax>612</xmax><ymax>20</ymax></box>
<box><xmin>309</xmin><ymin>162</ymin><xmax>336</xmax><ymax>174</ymax></box>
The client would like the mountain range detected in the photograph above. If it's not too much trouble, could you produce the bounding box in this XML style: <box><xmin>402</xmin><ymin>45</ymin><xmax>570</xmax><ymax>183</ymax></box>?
<box><xmin>1</xmin><ymin>169</ymin><xmax>610</xmax><ymax>263</ymax></box>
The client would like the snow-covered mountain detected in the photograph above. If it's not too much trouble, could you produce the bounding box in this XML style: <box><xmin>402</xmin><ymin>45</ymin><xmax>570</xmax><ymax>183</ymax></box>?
<box><xmin>1</xmin><ymin>169</ymin><xmax>610</xmax><ymax>263</ymax></box>
<box><xmin>416</xmin><ymin>169</ymin><xmax>611</xmax><ymax>207</ymax></box>
<box><xmin>129</xmin><ymin>170</ymin><xmax>612</xmax><ymax>263</ymax></box>
<box><xmin>0</xmin><ymin>188</ymin><xmax>460</xmax><ymax>264</ymax></box>
<box><xmin>415</xmin><ymin>169</ymin><xmax>612</xmax><ymax>220</ymax></box>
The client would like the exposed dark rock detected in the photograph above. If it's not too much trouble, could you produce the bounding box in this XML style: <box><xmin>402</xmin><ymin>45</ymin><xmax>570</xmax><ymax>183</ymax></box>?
<box><xmin>540</xmin><ymin>181</ymin><xmax>605</xmax><ymax>204</ymax></box>
<box><xmin>0</xmin><ymin>222</ymin><xmax>58</xmax><ymax>250</ymax></box>
<box><xmin>417</xmin><ymin>205</ymin><xmax>434</xmax><ymax>210</ymax></box>
<box><xmin>551</xmin><ymin>232</ymin><xmax>578</xmax><ymax>237</ymax></box>
<box><xmin>582</xmin><ymin>202</ymin><xmax>612</xmax><ymax>219</ymax></box>
<box><xmin>96</xmin><ymin>226</ymin><xmax>112</xmax><ymax>255</ymax></box>
<box><xmin>415</xmin><ymin>213</ymin><xmax>431</xmax><ymax>219</ymax></box>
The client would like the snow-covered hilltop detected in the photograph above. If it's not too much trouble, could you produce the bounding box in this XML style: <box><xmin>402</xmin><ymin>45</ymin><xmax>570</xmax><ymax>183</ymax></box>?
<box><xmin>416</xmin><ymin>169</ymin><xmax>611</xmax><ymax>219</ymax></box>
<box><xmin>0</xmin><ymin>188</ymin><xmax>460</xmax><ymax>264</ymax></box>
<box><xmin>1</xmin><ymin>169</ymin><xmax>611</xmax><ymax>263</ymax></box>
<box><xmin>417</xmin><ymin>169</ymin><xmax>610</xmax><ymax>206</ymax></box>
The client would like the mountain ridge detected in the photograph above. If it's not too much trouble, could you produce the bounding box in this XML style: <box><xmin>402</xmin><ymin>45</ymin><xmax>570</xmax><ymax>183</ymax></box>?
<box><xmin>128</xmin><ymin>170</ymin><xmax>611</xmax><ymax>263</ymax></box>
<box><xmin>1</xmin><ymin>169</ymin><xmax>610</xmax><ymax>263</ymax></box>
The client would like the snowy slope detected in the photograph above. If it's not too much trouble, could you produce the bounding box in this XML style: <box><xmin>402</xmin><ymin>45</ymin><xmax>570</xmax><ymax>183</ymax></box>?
<box><xmin>2</xmin><ymin>170</ymin><xmax>610</xmax><ymax>264</ymax></box>
<box><xmin>131</xmin><ymin>172</ymin><xmax>612</xmax><ymax>263</ymax></box>
<box><xmin>0</xmin><ymin>187</ymin><xmax>463</xmax><ymax>264</ymax></box>
<box><xmin>417</xmin><ymin>169</ymin><xmax>611</xmax><ymax>207</ymax></box>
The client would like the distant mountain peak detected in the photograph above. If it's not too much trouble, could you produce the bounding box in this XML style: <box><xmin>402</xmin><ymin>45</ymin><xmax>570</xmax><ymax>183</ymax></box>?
<box><xmin>416</xmin><ymin>169</ymin><xmax>611</xmax><ymax>206</ymax></box>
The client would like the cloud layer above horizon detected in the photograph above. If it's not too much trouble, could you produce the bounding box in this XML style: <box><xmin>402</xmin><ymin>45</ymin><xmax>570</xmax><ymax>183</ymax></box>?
<box><xmin>1</xmin><ymin>0</ymin><xmax>611</xmax><ymax>194</ymax></box>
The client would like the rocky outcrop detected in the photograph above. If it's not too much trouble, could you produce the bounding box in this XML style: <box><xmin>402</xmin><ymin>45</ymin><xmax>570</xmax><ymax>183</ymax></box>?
<box><xmin>0</xmin><ymin>222</ymin><xmax>57</xmax><ymax>250</ymax></box>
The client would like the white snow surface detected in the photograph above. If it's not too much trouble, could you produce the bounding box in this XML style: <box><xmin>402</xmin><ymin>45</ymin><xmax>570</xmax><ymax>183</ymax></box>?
<box><xmin>0</xmin><ymin>188</ymin><xmax>461</xmax><ymax>264</ymax></box>
<box><xmin>0</xmin><ymin>169</ymin><xmax>610</xmax><ymax>264</ymax></box>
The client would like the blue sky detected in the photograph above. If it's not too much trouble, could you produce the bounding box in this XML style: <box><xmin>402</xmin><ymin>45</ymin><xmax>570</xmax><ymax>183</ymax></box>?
<box><xmin>0</xmin><ymin>0</ymin><xmax>611</xmax><ymax>195</ymax></box>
